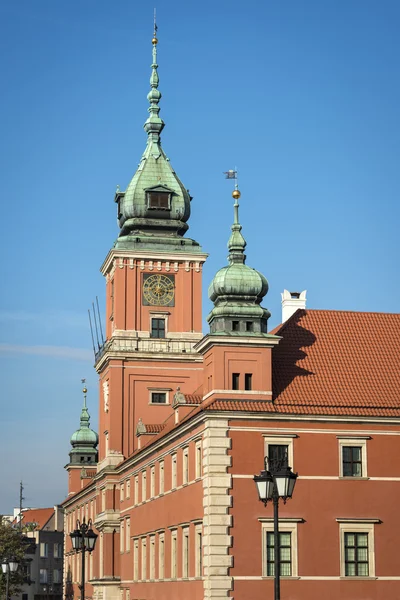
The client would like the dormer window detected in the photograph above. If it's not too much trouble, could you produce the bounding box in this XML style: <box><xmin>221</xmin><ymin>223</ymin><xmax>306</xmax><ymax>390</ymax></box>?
<box><xmin>145</xmin><ymin>185</ymin><xmax>174</xmax><ymax>211</ymax></box>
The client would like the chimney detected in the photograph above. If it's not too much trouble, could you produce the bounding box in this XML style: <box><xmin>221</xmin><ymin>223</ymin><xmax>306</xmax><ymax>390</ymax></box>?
<box><xmin>281</xmin><ymin>290</ymin><xmax>307</xmax><ymax>323</ymax></box>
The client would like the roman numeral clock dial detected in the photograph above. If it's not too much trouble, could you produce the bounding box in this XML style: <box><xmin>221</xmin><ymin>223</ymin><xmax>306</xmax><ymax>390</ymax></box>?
<box><xmin>142</xmin><ymin>273</ymin><xmax>175</xmax><ymax>306</ymax></box>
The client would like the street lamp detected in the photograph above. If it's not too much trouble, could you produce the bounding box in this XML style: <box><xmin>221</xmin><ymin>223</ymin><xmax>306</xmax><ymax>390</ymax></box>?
<box><xmin>1</xmin><ymin>558</ymin><xmax>19</xmax><ymax>600</ymax></box>
<box><xmin>254</xmin><ymin>456</ymin><xmax>298</xmax><ymax>600</ymax></box>
<box><xmin>69</xmin><ymin>519</ymin><xmax>97</xmax><ymax>600</ymax></box>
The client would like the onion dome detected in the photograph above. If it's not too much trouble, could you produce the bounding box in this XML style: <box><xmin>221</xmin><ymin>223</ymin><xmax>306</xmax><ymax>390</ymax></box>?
<box><xmin>207</xmin><ymin>188</ymin><xmax>271</xmax><ymax>335</ymax></box>
<box><xmin>114</xmin><ymin>25</ymin><xmax>202</xmax><ymax>253</ymax></box>
<box><xmin>69</xmin><ymin>385</ymin><xmax>98</xmax><ymax>465</ymax></box>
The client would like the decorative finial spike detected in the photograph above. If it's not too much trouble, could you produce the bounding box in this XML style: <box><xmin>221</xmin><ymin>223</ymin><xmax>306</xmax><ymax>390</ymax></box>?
<box><xmin>224</xmin><ymin>168</ymin><xmax>246</xmax><ymax>264</ymax></box>
<box><xmin>81</xmin><ymin>379</ymin><xmax>87</xmax><ymax>408</ymax></box>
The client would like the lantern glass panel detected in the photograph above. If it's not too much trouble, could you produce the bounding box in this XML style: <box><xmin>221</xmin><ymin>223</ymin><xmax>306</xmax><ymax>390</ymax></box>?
<box><xmin>8</xmin><ymin>560</ymin><xmax>18</xmax><ymax>572</ymax></box>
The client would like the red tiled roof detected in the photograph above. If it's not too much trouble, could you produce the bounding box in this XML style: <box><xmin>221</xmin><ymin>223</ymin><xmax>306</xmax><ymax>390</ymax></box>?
<box><xmin>17</xmin><ymin>508</ymin><xmax>54</xmax><ymax>530</ymax></box>
<box><xmin>145</xmin><ymin>423</ymin><xmax>166</xmax><ymax>434</ymax></box>
<box><xmin>272</xmin><ymin>309</ymin><xmax>400</xmax><ymax>416</ymax></box>
<box><xmin>206</xmin><ymin>310</ymin><xmax>400</xmax><ymax>418</ymax></box>
<box><xmin>184</xmin><ymin>394</ymin><xmax>203</xmax><ymax>404</ymax></box>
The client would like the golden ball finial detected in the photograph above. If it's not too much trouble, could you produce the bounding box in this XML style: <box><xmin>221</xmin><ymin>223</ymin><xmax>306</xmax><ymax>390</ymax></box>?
<box><xmin>82</xmin><ymin>387</ymin><xmax>87</xmax><ymax>394</ymax></box>
<box><xmin>232</xmin><ymin>189</ymin><xmax>241</xmax><ymax>199</ymax></box>
<box><xmin>152</xmin><ymin>36</ymin><xmax>158</xmax><ymax>45</ymax></box>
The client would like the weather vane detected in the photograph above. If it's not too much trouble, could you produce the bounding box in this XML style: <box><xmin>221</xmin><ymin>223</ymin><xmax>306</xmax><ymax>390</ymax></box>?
<box><xmin>223</xmin><ymin>167</ymin><xmax>240</xmax><ymax>199</ymax></box>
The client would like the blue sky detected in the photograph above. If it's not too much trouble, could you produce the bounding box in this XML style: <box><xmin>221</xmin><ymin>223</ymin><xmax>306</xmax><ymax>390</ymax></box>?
<box><xmin>0</xmin><ymin>0</ymin><xmax>399</xmax><ymax>513</ymax></box>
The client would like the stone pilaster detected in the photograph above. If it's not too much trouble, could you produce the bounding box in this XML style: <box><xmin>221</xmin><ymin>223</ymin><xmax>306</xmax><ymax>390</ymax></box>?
<box><xmin>202</xmin><ymin>419</ymin><xmax>233</xmax><ymax>599</ymax></box>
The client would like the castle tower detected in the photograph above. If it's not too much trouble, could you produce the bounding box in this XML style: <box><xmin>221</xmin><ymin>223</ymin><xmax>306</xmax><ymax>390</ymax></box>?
<box><xmin>195</xmin><ymin>186</ymin><xmax>280</xmax><ymax>400</ymax></box>
<box><xmin>96</xmin><ymin>26</ymin><xmax>207</xmax><ymax>470</ymax></box>
<box><xmin>66</xmin><ymin>384</ymin><xmax>98</xmax><ymax>495</ymax></box>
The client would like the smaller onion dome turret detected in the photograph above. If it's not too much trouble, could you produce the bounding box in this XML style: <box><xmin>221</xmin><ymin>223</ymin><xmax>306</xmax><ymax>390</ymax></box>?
<box><xmin>69</xmin><ymin>384</ymin><xmax>98</xmax><ymax>466</ymax></box>
<box><xmin>207</xmin><ymin>187</ymin><xmax>271</xmax><ymax>335</ymax></box>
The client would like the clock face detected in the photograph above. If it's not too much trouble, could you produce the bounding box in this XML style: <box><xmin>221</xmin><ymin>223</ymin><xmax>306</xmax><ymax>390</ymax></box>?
<box><xmin>142</xmin><ymin>274</ymin><xmax>175</xmax><ymax>306</ymax></box>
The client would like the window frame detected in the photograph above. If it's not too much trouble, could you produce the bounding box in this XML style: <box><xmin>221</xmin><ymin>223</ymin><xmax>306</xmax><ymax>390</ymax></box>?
<box><xmin>148</xmin><ymin>388</ymin><xmax>170</xmax><ymax>405</ymax></box>
<box><xmin>171</xmin><ymin>453</ymin><xmax>177</xmax><ymax>489</ymax></box>
<box><xmin>195</xmin><ymin>524</ymin><xmax>203</xmax><ymax>578</ymax></box>
<box><xmin>182</xmin><ymin>527</ymin><xmax>189</xmax><ymax>579</ymax></box>
<box><xmin>338</xmin><ymin>520</ymin><xmax>376</xmax><ymax>578</ymax></box>
<box><xmin>150</xmin><ymin>317</ymin><xmax>166</xmax><ymax>339</ymax></box>
<box><xmin>195</xmin><ymin>440</ymin><xmax>202</xmax><ymax>480</ymax></box>
<box><xmin>146</xmin><ymin>190</ymin><xmax>171</xmax><ymax>211</ymax></box>
<box><xmin>261</xmin><ymin>520</ymin><xmax>299</xmax><ymax>578</ymax></box>
<box><xmin>338</xmin><ymin>437</ymin><xmax>369</xmax><ymax>479</ymax></box>
<box><xmin>263</xmin><ymin>435</ymin><xmax>296</xmax><ymax>471</ymax></box>
<box><xmin>183</xmin><ymin>447</ymin><xmax>189</xmax><ymax>485</ymax></box>
<box><xmin>171</xmin><ymin>529</ymin><xmax>177</xmax><ymax>579</ymax></box>
<box><xmin>158</xmin><ymin>532</ymin><xmax>165</xmax><ymax>580</ymax></box>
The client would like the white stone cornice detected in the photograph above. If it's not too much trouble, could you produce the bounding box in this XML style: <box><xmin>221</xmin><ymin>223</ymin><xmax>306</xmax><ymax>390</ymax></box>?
<box><xmin>100</xmin><ymin>249</ymin><xmax>208</xmax><ymax>275</ymax></box>
<box><xmin>194</xmin><ymin>333</ymin><xmax>281</xmax><ymax>354</ymax></box>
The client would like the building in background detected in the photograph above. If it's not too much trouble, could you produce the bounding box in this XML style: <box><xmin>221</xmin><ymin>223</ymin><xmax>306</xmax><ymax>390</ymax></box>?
<box><xmin>12</xmin><ymin>507</ymin><xmax>64</xmax><ymax>600</ymax></box>
<box><xmin>61</xmin><ymin>25</ymin><xmax>400</xmax><ymax>600</ymax></box>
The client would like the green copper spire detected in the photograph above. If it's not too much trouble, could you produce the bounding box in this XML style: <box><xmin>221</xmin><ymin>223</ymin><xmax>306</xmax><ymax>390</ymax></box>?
<box><xmin>69</xmin><ymin>382</ymin><xmax>98</xmax><ymax>464</ymax></box>
<box><xmin>113</xmin><ymin>21</ymin><xmax>202</xmax><ymax>253</ymax></box>
<box><xmin>227</xmin><ymin>188</ymin><xmax>247</xmax><ymax>265</ymax></box>
<box><xmin>143</xmin><ymin>21</ymin><xmax>164</xmax><ymax>142</ymax></box>
<box><xmin>207</xmin><ymin>185</ymin><xmax>271</xmax><ymax>335</ymax></box>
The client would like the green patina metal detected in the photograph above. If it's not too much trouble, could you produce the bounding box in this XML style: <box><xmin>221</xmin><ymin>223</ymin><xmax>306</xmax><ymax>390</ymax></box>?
<box><xmin>70</xmin><ymin>391</ymin><xmax>98</xmax><ymax>460</ymax></box>
<box><xmin>207</xmin><ymin>192</ymin><xmax>271</xmax><ymax>335</ymax></box>
<box><xmin>114</xmin><ymin>32</ymin><xmax>202</xmax><ymax>253</ymax></box>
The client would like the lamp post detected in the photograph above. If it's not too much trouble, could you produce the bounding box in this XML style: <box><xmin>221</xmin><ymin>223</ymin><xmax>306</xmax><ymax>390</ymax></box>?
<box><xmin>254</xmin><ymin>456</ymin><xmax>298</xmax><ymax>600</ymax></box>
<box><xmin>69</xmin><ymin>519</ymin><xmax>97</xmax><ymax>600</ymax></box>
<box><xmin>1</xmin><ymin>558</ymin><xmax>19</xmax><ymax>600</ymax></box>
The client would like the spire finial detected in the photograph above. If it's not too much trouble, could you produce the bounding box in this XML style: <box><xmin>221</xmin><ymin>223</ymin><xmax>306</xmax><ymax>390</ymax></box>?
<box><xmin>81</xmin><ymin>378</ymin><xmax>87</xmax><ymax>409</ymax></box>
<box><xmin>144</xmin><ymin>10</ymin><xmax>164</xmax><ymax>140</ymax></box>
<box><xmin>224</xmin><ymin>168</ymin><xmax>246</xmax><ymax>264</ymax></box>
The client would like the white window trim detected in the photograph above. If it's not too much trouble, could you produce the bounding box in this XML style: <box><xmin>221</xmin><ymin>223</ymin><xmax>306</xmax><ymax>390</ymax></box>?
<box><xmin>148</xmin><ymin>388</ymin><xmax>171</xmax><ymax>405</ymax></box>
<box><xmin>195</xmin><ymin>523</ymin><xmax>202</xmax><ymax>578</ymax></box>
<box><xmin>149</xmin><ymin>312</ymin><xmax>169</xmax><ymax>338</ymax></box>
<box><xmin>338</xmin><ymin>521</ymin><xmax>376</xmax><ymax>578</ymax></box>
<box><xmin>142</xmin><ymin>471</ymin><xmax>147</xmax><ymax>502</ymax></box>
<box><xmin>261</xmin><ymin>520</ymin><xmax>299</xmax><ymax>578</ymax></box>
<box><xmin>195</xmin><ymin>440</ymin><xmax>202</xmax><ymax>479</ymax></box>
<box><xmin>159</xmin><ymin>460</ymin><xmax>165</xmax><ymax>495</ymax></box>
<box><xmin>171</xmin><ymin>453</ymin><xmax>177</xmax><ymax>489</ymax></box>
<box><xmin>183</xmin><ymin>447</ymin><xmax>189</xmax><ymax>485</ymax></box>
<box><xmin>182</xmin><ymin>527</ymin><xmax>189</xmax><ymax>578</ymax></box>
<box><xmin>158</xmin><ymin>532</ymin><xmax>165</xmax><ymax>580</ymax></box>
<box><xmin>149</xmin><ymin>535</ymin><xmax>155</xmax><ymax>580</ymax></box>
<box><xmin>338</xmin><ymin>437</ymin><xmax>368</xmax><ymax>478</ymax></box>
<box><xmin>171</xmin><ymin>529</ymin><xmax>177</xmax><ymax>579</ymax></box>
<box><xmin>133</xmin><ymin>539</ymin><xmax>139</xmax><ymax>581</ymax></box>
<box><xmin>263</xmin><ymin>436</ymin><xmax>295</xmax><ymax>471</ymax></box>
<box><xmin>150</xmin><ymin>465</ymin><xmax>155</xmax><ymax>498</ymax></box>
<box><xmin>141</xmin><ymin>537</ymin><xmax>147</xmax><ymax>581</ymax></box>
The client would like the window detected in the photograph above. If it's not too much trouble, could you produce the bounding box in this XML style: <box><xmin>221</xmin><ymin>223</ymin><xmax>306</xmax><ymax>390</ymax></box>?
<box><xmin>182</xmin><ymin>528</ymin><xmax>189</xmax><ymax>578</ymax></box>
<box><xmin>151</xmin><ymin>318</ymin><xmax>165</xmax><ymax>338</ymax></box>
<box><xmin>171</xmin><ymin>530</ymin><xmax>177</xmax><ymax>579</ymax></box>
<box><xmin>268</xmin><ymin>444</ymin><xmax>289</xmax><ymax>469</ymax></box>
<box><xmin>40</xmin><ymin>569</ymin><xmax>48</xmax><ymax>584</ymax></box>
<box><xmin>338</xmin><ymin>437</ymin><xmax>369</xmax><ymax>478</ymax></box>
<box><xmin>147</xmin><ymin>191</ymin><xmax>170</xmax><ymax>210</ymax></box>
<box><xmin>150</xmin><ymin>536</ymin><xmax>155</xmax><ymax>580</ymax></box>
<box><xmin>344</xmin><ymin>532</ymin><xmax>369</xmax><ymax>576</ymax></box>
<box><xmin>171</xmin><ymin>454</ymin><xmax>177</xmax><ymax>489</ymax></box>
<box><xmin>338</xmin><ymin>520</ymin><xmax>376</xmax><ymax>578</ymax></box>
<box><xmin>261</xmin><ymin>521</ymin><xmax>299</xmax><ymax>578</ymax></box>
<box><xmin>195</xmin><ymin>441</ymin><xmax>202</xmax><ymax>479</ymax></box>
<box><xmin>120</xmin><ymin>521</ymin><xmax>125</xmax><ymax>553</ymax></box>
<box><xmin>150</xmin><ymin>466</ymin><xmax>155</xmax><ymax>498</ymax></box>
<box><xmin>126</xmin><ymin>479</ymin><xmax>131</xmax><ymax>499</ymax></box>
<box><xmin>158</xmin><ymin>533</ymin><xmax>165</xmax><ymax>579</ymax></box>
<box><xmin>232</xmin><ymin>320</ymin><xmax>239</xmax><ymax>331</ymax></box>
<box><xmin>133</xmin><ymin>539</ymin><xmax>139</xmax><ymax>580</ymax></box>
<box><xmin>126</xmin><ymin>518</ymin><xmax>131</xmax><ymax>552</ymax></box>
<box><xmin>141</xmin><ymin>538</ymin><xmax>147</xmax><ymax>580</ymax></box>
<box><xmin>142</xmin><ymin>471</ymin><xmax>147</xmax><ymax>502</ymax></box>
<box><xmin>264</xmin><ymin>435</ymin><xmax>296</xmax><ymax>471</ymax></box>
<box><xmin>183</xmin><ymin>448</ymin><xmax>189</xmax><ymax>485</ymax></box>
<box><xmin>246</xmin><ymin>321</ymin><xmax>253</xmax><ymax>332</ymax></box>
<box><xmin>110</xmin><ymin>279</ymin><xmax>114</xmax><ymax>319</ymax></box>
<box><xmin>134</xmin><ymin>476</ymin><xmax>139</xmax><ymax>504</ymax></box>
<box><xmin>159</xmin><ymin>460</ymin><xmax>164</xmax><ymax>494</ymax></box>
<box><xmin>40</xmin><ymin>543</ymin><xmax>48</xmax><ymax>558</ymax></box>
<box><xmin>120</xmin><ymin>482</ymin><xmax>125</xmax><ymax>502</ymax></box>
<box><xmin>195</xmin><ymin>525</ymin><xmax>202</xmax><ymax>578</ymax></box>
<box><xmin>53</xmin><ymin>569</ymin><xmax>61</xmax><ymax>584</ymax></box>
<box><xmin>53</xmin><ymin>543</ymin><xmax>62</xmax><ymax>558</ymax></box>
<box><xmin>343</xmin><ymin>446</ymin><xmax>362</xmax><ymax>477</ymax></box>
<box><xmin>245</xmin><ymin>373</ymin><xmax>252</xmax><ymax>390</ymax></box>
<box><xmin>150</xmin><ymin>392</ymin><xmax>167</xmax><ymax>404</ymax></box>
<box><xmin>266</xmin><ymin>532</ymin><xmax>292</xmax><ymax>576</ymax></box>
<box><xmin>232</xmin><ymin>373</ymin><xmax>240</xmax><ymax>390</ymax></box>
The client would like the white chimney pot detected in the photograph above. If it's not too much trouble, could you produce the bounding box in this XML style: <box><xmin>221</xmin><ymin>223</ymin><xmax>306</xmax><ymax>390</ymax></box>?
<box><xmin>281</xmin><ymin>289</ymin><xmax>307</xmax><ymax>323</ymax></box>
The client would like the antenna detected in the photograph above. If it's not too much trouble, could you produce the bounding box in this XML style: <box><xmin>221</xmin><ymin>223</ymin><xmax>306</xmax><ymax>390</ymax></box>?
<box><xmin>88</xmin><ymin>309</ymin><xmax>96</xmax><ymax>357</ymax></box>
<box><xmin>19</xmin><ymin>481</ymin><xmax>25</xmax><ymax>531</ymax></box>
<box><xmin>92</xmin><ymin>302</ymin><xmax>101</xmax><ymax>351</ymax></box>
<box><xmin>96</xmin><ymin>296</ymin><xmax>105</xmax><ymax>345</ymax></box>
<box><xmin>154</xmin><ymin>7</ymin><xmax>157</xmax><ymax>33</ymax></box>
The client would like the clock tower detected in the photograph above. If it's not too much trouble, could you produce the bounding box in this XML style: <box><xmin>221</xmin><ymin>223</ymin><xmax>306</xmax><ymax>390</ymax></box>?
<box><xmin>96</xmin><ymin>30</ymin><xmax>207</xmax><ymax>469</ymax></box>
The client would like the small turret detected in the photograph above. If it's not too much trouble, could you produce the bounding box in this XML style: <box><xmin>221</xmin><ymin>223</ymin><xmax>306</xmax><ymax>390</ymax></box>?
<box><xmin>207</xmin><ymin>186</ymin><xmax>271</xmax><ymax>335</ymax></box>
<box><xmin>69</xmin><ymin>384</ymin><xmax>98</xmax><ymax>466</ymax></box>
